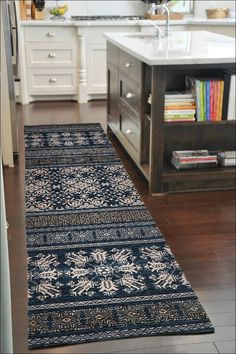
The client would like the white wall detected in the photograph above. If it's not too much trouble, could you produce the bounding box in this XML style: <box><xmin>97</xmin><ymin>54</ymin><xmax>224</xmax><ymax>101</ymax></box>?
<box><xmin>29</xmin><ymin>0</ymin><xmax>236</xmax><ymax>19</ymax></box>
<box><xmin>44</xmin><ymin>1</ymin><xmax>146</xmax><ymax>18</ymax></box>
<box><xmin>194</xmin><ymin>0</ymin><xmax>235</xmax><ymax>18</ymax></box>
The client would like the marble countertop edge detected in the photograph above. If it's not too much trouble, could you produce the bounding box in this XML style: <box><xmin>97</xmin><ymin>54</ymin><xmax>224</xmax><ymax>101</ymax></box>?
<box><xmin>19</xmin><ymin>17</ymin><xmax>236</xmax><ymax>27</ymax></box>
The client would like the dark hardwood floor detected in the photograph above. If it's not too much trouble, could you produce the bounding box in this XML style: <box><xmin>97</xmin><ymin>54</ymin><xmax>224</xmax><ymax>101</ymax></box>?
<box><xmin>3</xmin><ymin>101</ymin><xmax>235</xmax><ymax>353</ymax></box>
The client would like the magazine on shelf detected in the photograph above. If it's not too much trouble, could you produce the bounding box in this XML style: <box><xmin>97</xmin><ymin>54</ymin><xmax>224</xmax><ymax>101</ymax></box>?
<box><xmin>217</xmin><ymin>151</ymin><xmax>236</xmax><ymax>166</ymax></box>
<box><xmin>171</xmin><ymin>156</ymin><xmax>218</xmax><ymax>170</ymax></box>
<box><xmin>173</xmin><ymin>150</ymin><xmax>213</xmax><ymax>158</ymax></box>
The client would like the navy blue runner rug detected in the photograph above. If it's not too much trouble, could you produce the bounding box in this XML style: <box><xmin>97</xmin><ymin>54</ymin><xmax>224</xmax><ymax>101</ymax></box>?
<box><xmin>25</xmin><ymin>123</ymin><xmax>214</xmax><ymax>349</ymax></box>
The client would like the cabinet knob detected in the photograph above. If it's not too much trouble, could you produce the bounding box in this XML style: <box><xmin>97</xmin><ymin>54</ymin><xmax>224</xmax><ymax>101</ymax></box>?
<box><xmin>48</xmin><ymin>53</ymin><xmax>56</xmax><ymax>58</ymax></box>
<box><xmin>49</xmin><ymin>78</ymin><xmax>57</xmax><ymax>83</ymax></box>
<box><xmin>125</xmin><ymin>62</ymin><xmax>132</xmax><ymax>68</ymax></box>
<box><xmin>126</xmin><ymin>92</ymin><xmax>134</xmax><ymax>99</ymax></box>
<box><xmin>47</xmin><ymin>32</ymin><xmax>56</xmax><ymax>37</ymax></box>
<box><xmin>126</xmin><ymin>129</ymin><xmax>132</xmax><ymax>135</ymax></box>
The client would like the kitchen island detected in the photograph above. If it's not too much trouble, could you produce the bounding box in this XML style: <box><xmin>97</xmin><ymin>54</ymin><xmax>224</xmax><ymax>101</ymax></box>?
<box><xmin>104</xmin><ymin>31</ymin><xmax>236</xmax><ymax>194</ymax></box>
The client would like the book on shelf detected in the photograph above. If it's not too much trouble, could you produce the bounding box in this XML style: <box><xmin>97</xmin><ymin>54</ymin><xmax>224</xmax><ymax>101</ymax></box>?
<box><xmin>165</xmin><ymin>91</ymin><xmax>194</xmax><ymax>99</ymax></box>
<box><xmin>173</xmin><ymin>150</ymin><xmax>210</xmax><ymax>157</ymax></box>
<box><xmin>173</xmin><ymin>150</ymin><xmax>217</xmax><ymax>160</ymax></box>
<box><xmin>223</xmin><ymin>70</ymin><xmax>236</xmax><ymax>120</ymax></box>
<box><xmin>165</xmin><ymin>118</ymin><xmax>196</xmax><ymax>122</ymax></box>
<box><xmin>147</xmin><ymin>93</ymin><xmax>195</xmax><ymax>106</ymax></box>
<box><xmin>165</xmin><ymin>102</ymin><xmax>196</xmax><ymax>111</ymax></box>
<box><xmin>165</xmin><ymin>108</ymin><xmax>196</xmax><ymax>115</ymax></box>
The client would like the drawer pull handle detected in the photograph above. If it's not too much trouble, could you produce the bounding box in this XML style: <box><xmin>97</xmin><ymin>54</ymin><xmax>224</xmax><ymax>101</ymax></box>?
<box><xmin>48</xmin><ymin>53</ymin><xmax>56</xmax><ymax>58</ymax></box>
<box><xmin>126</xmin><ymin>92</ymin><xmax>134</xmax><ymax>99</ymax></box>
<box><xmin>47</xmin><ymin>32</ymin><xmax>56</xmax><ymax>37</ymax></box>
<box><xmin>49</xmin><ymin>78</ymin><xmax>57</xmax><ymax>83</ymax></box>
<box><xmin>125</xmin><ymin>62</ymin><xmax>132</xmax><ymax>68</ymax></box>
<box><xmin>126</xmin><ymin>129</ymin><xmax>132</xmax><ymax>135</ymax></box>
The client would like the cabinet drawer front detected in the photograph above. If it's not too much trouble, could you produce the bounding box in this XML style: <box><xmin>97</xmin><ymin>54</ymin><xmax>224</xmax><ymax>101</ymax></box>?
<box><xmin>24</xmin><ymin>26</ymin><xmax>76</xmax><ymax>42</ymax></box>
<box><xmin>119</xmin><ymin>50</ymin><xmax>142</xmax><ymax>83</ymax></box>
<box><xmin>26</xmin><ymin>43</ymin><xmax>77</xmax><ymax>67</ymax></box>
<box><xmin>28</xmin><ymin>69</ymin><xmax>77</xmax><ymax>94</ymax></box>
<box><xmin>120</xmin><ymin>74</ymin><xmax>141</xmax><ymax>118</ymax></box>
<box><xmin>120</xmin><ymin>107</ymin><xmax>140</xmax><ymax>152</ymax></box>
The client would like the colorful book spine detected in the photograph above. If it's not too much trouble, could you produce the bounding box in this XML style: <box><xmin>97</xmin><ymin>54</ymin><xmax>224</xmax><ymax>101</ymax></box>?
<box><xmin>212</xmin><ymin>81</ymin><xmax>218</xmax><ymax>121</ymax></box>
<box><xmin>210</xmin><ymin>81</ymin><xmax>214</xmax><ymax>121</ymax></box>
<box><xmin>218</xmin><ymin>81</ymin><xmax>224</xmax><ymax>121</ymax></box>
<box><xmin>199</xmin><ymin>81</ymin><xmax>205</xmax><ymax>121</ymax></box>
<box><xmin>206</xmin><ymin>80</ymin><xmax>211</xmax><ymax>121</ymax></box>
<box><xmin>165</xmin><ymin>105</ymin><xmax>196</xmax><ymax>110</ymax></box>
<box><xmin>203</xmin><ymin>81</ymin><xmax>207</xmax><ymax>121</ymax></box>
<box><xmin>215</xmin><ymin>81</ymin><xmax>221</xmax><ymax>121</ymax></box>
<box><xmin>195</xmin><ymin>80</ymin><xmax>201</xmax><ymax>122</ymax></box>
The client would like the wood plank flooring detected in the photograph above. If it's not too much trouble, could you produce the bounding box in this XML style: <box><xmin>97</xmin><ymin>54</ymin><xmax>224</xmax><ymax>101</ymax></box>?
<box><xmin>3</xmin><ymin>101</ymin><xmax>235</xmax><ymax>354</ymax></box>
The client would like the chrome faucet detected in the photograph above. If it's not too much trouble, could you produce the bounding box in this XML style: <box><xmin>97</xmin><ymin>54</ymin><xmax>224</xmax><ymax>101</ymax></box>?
<box><xmin>153</xmin><ymin>24</ymin><xmax>162</xmax><ymax>38</ymax></box>
<box><xmin>148</xmin><ymin>3</ymin><xmax>170</xmax><ymax>37</ymax></box>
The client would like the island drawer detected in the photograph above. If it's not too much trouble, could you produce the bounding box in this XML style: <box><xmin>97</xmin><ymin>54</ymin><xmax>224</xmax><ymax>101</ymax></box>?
<box><xmin>28</xmin><ymin>68</ymin><xmax>77</xmax><ymax>94</ymax></box>
<box><xmin>119</xmin><ymin>73</ymin><xmax>141</xmax><ymax>120</ymax></box>
<box><xmin>119</xmin><ymin>49</ymin><xmax>142</xmax><ymax>83</ymax></box>
<box><xmin>119</xmin><ymin>106</ymin><xmax>140</xmax><ymax>154</ymax></box>
<box><xmin>24</xmin><ymin>26</ymin><xmax>76</xmax><ymax>42</ymax></box>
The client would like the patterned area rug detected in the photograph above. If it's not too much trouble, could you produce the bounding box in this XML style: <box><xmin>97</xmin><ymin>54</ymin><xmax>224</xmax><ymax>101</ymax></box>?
<box><xmin>25</xmin><ymin>124</ymin><xmax>214</xmax><ymax>349</ymax></box>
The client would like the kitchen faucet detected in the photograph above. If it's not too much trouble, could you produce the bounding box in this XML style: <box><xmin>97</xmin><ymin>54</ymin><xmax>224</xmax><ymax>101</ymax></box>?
<box><xmin>148</xmin><ymin>3</ymin><xmax>170</xmax><ymax>37</ymax></box>
<box><xmin>153</xmin><ymin>24</ymin><xmax>162</xmax><ymax>38</ymax></box>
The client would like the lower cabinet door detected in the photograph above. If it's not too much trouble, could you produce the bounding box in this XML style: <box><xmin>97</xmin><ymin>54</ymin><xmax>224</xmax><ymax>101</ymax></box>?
<box><xmin>87</xmin><ymin>44</ymin><xmax>107</xmax><ymax>94</ymax></box>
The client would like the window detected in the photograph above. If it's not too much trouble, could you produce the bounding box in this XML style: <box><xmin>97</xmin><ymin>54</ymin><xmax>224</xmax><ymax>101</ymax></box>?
<box><xmin>169</xmin><ymin>0</ymin><xmax>193</xmax><ymax>15</ymax></box>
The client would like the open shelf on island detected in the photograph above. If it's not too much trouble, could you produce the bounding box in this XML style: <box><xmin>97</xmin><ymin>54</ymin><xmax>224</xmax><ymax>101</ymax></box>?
<box><xmin>162</xmin><ymin>162</ymin><xmax>236</xmax><ymax>192</ymax></box>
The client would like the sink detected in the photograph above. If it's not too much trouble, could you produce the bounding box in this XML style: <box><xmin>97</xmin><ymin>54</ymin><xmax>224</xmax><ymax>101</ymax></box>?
<box><xmin>123</xmin><ymin>34</ymin><xmax>158</xmax><ymax>39</ymax></box>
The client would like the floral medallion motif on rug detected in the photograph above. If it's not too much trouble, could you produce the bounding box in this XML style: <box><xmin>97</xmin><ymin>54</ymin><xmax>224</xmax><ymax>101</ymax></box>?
<box><xmin>25</xmin><ymin>124</ymin><xmax>214</xmax><ymax>349</ymax></box>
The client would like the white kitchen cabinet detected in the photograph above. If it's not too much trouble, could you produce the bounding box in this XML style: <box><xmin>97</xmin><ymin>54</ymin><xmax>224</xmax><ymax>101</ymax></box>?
<box><xmin>77</xmin><ymin>25</ymin><xmax>139</xmax><ymax>102</ymax></box>
<box><xmin>87</xmin><ymin>43</ymin><xmax>107</xmax><ymax>94</ymax></box>
<box><xmin>19</xmin><ymin>19</ymin><xmax>235</xmax><ymax>104</ymax></box>
<box><xmin>20</xmin><ymin>25</ymin><xmax>78</xmax><ymax>103</ymax></box>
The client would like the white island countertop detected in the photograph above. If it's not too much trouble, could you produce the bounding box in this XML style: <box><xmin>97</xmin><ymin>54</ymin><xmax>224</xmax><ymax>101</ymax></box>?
<box><xmin>103</xmin><ymin>31</ymin><xmax>235</xmax><ymax>66</ymax></box>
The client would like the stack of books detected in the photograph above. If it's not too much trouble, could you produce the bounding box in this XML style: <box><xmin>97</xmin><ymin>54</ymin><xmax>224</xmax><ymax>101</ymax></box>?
<box><xmin>217</xmin><ymin>151</ymin><xmax>236</xmax><ymax>166</ymax></box>
<box><xmin>171</xmin><ymin>150</ymin><xmax>218</xmax><ymax>170</ymax></box>
<box><xmin>186</xmin><ymin>76</ymin><xmax>225</xmax><ymax>121</ymax></box>
<box><xmin>164</xmin><ymin>91</ymin><xmax>196</xmax><ymax>122</ymax></box>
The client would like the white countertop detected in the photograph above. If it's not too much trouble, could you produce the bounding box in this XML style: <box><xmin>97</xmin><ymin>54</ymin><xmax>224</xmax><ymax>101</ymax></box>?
<box><xmin>103</xmin><ymin>31</ymin><xmax>235</xmax><ymax>66</ymax></box>
<box><xmin>19</xmin><ymin>17</ymin><xmax>236</xmax><ymax>27</ymax></box>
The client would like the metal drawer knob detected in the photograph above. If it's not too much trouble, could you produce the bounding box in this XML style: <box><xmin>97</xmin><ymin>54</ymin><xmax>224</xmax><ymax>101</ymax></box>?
<box><xmin>125</xmin><ymin>62</ymin><xmax>132</xmax><ymax>68</ymax></box>
<box><xmin>49</xmin><ymin>78</ymin><xmax>57</xmax><ymax>83</ymax></box>
<box><xmin>126</xmin><ymin>92</ymin><xmax>134</xmax><ymax>99</ymax></box>
<box><xmin>47</xmin><ymin>32</ymin><xmax>56</xmax><ymax>37</ymax></box>
<box><xmin>126</xmin><ymin>129</ymin><xmax>132</xmax><ymax>135</ymax></box>
<box><xmin>48</xmin><ymin>53</ymin><xmax>56</xmax><ymax>58</ymax></box>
